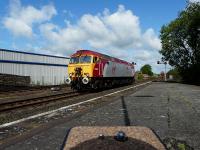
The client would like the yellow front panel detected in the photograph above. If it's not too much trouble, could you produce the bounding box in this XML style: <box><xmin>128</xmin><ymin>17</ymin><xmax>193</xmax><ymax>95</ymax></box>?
<box><xmin>68</xmin><ymin>63</ymin><xmax>95</xmax><ymax>78</ymax></box>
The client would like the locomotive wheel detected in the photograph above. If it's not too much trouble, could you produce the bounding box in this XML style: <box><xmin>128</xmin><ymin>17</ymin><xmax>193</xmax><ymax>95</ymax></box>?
<box><xmin>76</xmin><ymin>82</ymin><xmax>82</xmax><ymax>91</ymax></box>
<box><xmin>91</xmin><ymin>83</ymin><xmax>98</xmax><ymax>90</ymax></box>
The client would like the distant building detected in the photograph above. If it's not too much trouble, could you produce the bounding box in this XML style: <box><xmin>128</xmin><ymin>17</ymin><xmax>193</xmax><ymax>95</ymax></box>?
<box><xmin>169</xmin><ymin>75</ymin><xmax>173</xmax><ymax>80</ymax></box>
<box><xmin>0</xmin><ymin>49</ymin><xmax>69</xmax><ymax>85</ymax></box>
<box><xmin>142</xmin><ymin>74</ymin><xmax>149</xmax><ymax>79</ymax></box>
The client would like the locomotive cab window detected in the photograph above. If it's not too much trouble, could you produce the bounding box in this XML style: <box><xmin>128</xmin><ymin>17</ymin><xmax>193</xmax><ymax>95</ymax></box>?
<box><xmin>80</xmin><ymin>56</ymin><xmax>92</xmax><ymax>63</ymax></box>
<box><xmin>93</xmin><ymin>56</ymin><xmax>98</xmax><ymax>63</ymax></box>
<box><xmin>70</xmin><ymin>57</ymin><xmax>79</xmax><ymax>64</ymax></box>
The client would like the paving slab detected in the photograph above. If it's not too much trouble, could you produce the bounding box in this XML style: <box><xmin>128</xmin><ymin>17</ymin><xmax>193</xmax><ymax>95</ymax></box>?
<box><xmin>3</xmin><ymin>82</ymin><xmax>200</xmax><ymax>150</ymax></box>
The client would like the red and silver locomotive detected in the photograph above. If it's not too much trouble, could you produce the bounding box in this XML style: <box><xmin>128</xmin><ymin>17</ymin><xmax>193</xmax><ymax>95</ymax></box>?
<box><xmin>66</xmin><ymin>50</ymin><xmax>135</xmax><ymax>90</ymax></box>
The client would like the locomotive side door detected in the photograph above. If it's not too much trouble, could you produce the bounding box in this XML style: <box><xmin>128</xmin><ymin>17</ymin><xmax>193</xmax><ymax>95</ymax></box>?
<box><xmin>93</xmin><ymin>57</ymin><xmax>103</xmax><ymax>77</ymax></box>
<box><xmin>98</xmin><ymin>58</ymin><xmax>103</xmax><ymax>77</ymax></box>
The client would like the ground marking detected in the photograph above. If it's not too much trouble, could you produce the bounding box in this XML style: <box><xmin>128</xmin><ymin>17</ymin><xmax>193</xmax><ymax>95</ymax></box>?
<box><xmin>0</xmin><ymin>81</ymin><xmax>152</xmax><ymax>128</ymax></box>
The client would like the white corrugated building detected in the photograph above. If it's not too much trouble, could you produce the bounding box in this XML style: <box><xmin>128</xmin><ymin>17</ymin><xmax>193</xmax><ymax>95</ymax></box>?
<box><xmin>0</xmin><ymin>49</ymin><xmax>69</xmax><ymax>85</ymax></box>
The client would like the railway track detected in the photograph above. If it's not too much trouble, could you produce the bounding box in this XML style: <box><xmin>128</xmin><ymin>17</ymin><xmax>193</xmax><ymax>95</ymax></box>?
<box><xmin>0</xmin><ymin>84</ymin><xmax>70</xmax><ymax>95</ymax></box>
<box><xmin>0</xmin><ymin>87</ymin><xmax>71</xmax><ymax>101</ymax></box>
<box><xmin>0</xmin><ymin>80</ymin><xmax>153</xmax><ymax>113</ymax></box>
<box><xmin>0</xmin><ymin>86</ymin><xmax>47</xmax><ymax>94</ymax></box>
<box><xmin>0</xmin><ymin>91</ymin><xmax>82</xmax><ymax>112</ymax></box>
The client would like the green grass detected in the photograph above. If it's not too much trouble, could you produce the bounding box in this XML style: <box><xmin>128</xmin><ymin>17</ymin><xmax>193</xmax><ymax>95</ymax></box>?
<box><xmin>178</xmin><ymin>143</ymin><xmax>186</xmax><ymax>150</ymax></box>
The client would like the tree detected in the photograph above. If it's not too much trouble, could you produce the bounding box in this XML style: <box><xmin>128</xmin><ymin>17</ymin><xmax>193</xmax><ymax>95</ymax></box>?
<box><xmin>160</xmin><ymin>2</ymin><xmax>200</xmax><ymax>84</ymax></box>
<box><xmin>140</xmin><ymin>64</ymin><xmax>153</xmax><ymax>76</ymax></box>
<box><xmin>135</xmin><ymin>71</ymin><xmax>144</xmax><ymax>80</ymax></box>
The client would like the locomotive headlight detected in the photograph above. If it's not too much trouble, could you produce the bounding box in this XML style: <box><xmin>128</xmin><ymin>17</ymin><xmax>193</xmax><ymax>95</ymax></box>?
<box><xmin>66</xmin><ymin>77</ymin><xmax>71</xmax><ymax>85</ymax></box>
<box><xmin>82</xmin><ymin>77</ymin><xmax>89</xmax><ymax>84</ymax></box>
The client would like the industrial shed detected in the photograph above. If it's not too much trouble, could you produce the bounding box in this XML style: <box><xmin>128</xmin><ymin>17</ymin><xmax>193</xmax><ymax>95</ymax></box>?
<box><xmin>0</xmin><ymin>49</ymin><xmax>69</xmax><ymax>85</ymax></box>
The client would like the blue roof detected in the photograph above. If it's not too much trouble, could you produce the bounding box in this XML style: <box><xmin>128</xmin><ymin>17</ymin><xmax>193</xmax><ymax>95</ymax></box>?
<box><xmin>0</xmin><ymin>48</ymin><xmax>70</xmax><ymax>59</ymax></box>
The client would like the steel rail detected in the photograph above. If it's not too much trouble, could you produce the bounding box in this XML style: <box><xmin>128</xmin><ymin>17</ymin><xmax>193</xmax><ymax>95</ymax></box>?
<box><xmin>0</xmin><ymin>91</ymin><xmax>80</xmax><ymax>112</ymax></box>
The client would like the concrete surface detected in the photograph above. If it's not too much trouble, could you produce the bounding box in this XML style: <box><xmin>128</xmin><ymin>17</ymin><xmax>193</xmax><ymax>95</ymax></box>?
<box><xmin>3</xmin><ymin>82</ymin><xmax>200</xmax><ymax>149</ymax></box>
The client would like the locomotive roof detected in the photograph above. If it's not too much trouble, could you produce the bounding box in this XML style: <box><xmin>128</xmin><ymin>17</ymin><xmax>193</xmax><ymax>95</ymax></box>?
<box><xmin>71</xmin><ymin>50</ymin><xmax>132</xmax><ymax>65</ymax></box>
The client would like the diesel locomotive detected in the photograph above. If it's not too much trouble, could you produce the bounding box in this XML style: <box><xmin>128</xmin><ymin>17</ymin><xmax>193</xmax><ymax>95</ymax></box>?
<box><xmin>66</xmin><ymin>50</ymin><xmax>135</xmax><ymax>90</ymax></box>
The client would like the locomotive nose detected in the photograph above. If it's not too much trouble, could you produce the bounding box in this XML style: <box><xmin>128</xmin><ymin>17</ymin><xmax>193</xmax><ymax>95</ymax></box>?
<box><xmin>74</xmin><ymin>67</ymin><xmax>82</xmax><ymax>76</ymax></box>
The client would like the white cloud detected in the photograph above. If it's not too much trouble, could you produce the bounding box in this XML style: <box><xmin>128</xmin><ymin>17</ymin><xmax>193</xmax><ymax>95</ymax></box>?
<box><xmin>3</xmin><ymin>0</ymin><xmax>56</xmax><ymax>38</ymax></box>
<box><xmin>135</xmin><ymin>50</ymin><xmax>151</xmax><ymax>61</ymax></box>
<box><xmin>143</xmin><ymin>28</ymin><xmax>161</xmax><ymax>50</ymax></box>
<box><xmin>62</xmin><ymin>10</ymin><xmax>74</xmax><ymax>18</ymax></box>
<box><xmin>3</xmin><ymin>2</ymin><xmax>162</xmax><ymax>72</ymax></box>
<box><xmin>4</xmin><ymin>18</ymin><xmax>33</xmax><ymax>37</ymax></box>
<box><xmin>39</xmin><ymin>23</ymin><xmax>86</xmax><ymax>54</ymax></box>
<box><xmin>189</xmin><ymin>0</ymin><xmax>200</xmax><ymax>3</ymax></box>
<box><xmin>39</xmin><ymin>5</ymin><xmax>161</xmax><ymax>59</ymax></box>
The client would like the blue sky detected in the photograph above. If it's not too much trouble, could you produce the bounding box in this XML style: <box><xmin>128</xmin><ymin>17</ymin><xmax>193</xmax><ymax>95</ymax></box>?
<box><xmin>0</xmin><ymin>0</ymin><xmax>197</xmax><ymax>73</ymax></box>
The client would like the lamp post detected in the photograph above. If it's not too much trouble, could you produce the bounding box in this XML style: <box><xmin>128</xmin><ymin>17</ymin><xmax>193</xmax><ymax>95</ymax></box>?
<box><xmin>157</xmin><ymin>61</ymin><xmax>167</xmax><ymax>81</ymax></box>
